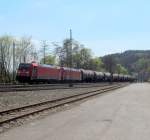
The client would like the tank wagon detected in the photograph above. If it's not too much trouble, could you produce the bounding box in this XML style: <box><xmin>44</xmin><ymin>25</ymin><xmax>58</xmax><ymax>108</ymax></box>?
<box><xmin>16</xmin><ymin>62</ymin><xmax>135</xmax><ymax>83</ymax></box>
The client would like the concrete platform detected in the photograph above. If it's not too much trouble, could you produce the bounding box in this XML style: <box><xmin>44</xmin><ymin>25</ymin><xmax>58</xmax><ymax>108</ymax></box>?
<box><xmin>1</xmin><ymin>83</ymin><xmax>150</xmax><ymax>140</ymax></box>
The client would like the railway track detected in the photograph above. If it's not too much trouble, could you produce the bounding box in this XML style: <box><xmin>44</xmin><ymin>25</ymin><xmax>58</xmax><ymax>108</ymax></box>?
<box><xmin>0</xmin><ymin>82</ymin><xmax>111</xmax><ymax>88</ymax></box>
<box><xmin>0</xmin><ymin>82</ymin><xmax>118</xmax><ymax>92</ymax></box>
<box><xmin>0</xmin><ymin>83</ymin><xmax>128</xmax><ymax>126</ymax></box>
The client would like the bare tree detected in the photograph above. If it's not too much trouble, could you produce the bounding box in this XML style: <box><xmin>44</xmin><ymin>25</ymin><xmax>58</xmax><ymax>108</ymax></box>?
<box><xmin>15</xmin><ymin>36</ymin><xmax>37</xmax><ymax>64</ymax></box>
<box><xmin>40</xmin><ymin>40</ymin><xmax>49</xmax><ymax>64</ymax></box>
<box><xmin>0</xmin><ymin>35</ymin><xmax>14</xmax><ymax>82</ymax></box>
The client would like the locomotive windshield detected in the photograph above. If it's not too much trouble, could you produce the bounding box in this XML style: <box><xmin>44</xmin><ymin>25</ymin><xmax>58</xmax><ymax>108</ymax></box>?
<box><xmin>18</xmin><ymin>63</ymin><xmax>31</xmax><ymax>70</ymax></box>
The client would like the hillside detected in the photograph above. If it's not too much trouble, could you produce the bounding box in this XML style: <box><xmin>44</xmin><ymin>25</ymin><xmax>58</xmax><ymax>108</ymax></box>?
<box><xmin>102</xmin><ymin>50</ymin><xmax>150</xmax><ymax>81</ymax></box>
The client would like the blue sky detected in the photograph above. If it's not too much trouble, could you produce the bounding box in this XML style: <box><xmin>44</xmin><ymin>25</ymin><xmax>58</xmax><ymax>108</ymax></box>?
<box><xmin>0</xmin><ymin>0</ymin><xmax>150</xmax><ymax>56</ymax></box>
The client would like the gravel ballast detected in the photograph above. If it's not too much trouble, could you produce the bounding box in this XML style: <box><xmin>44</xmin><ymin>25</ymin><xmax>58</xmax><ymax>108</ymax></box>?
<box><xmin>0</xmin><ymin>84</ymin><xmax>112</xmax><ymax>111</ymax></box>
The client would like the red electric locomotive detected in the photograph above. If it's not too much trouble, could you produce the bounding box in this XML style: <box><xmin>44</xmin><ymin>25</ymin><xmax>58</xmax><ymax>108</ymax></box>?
<box><xmin>16</xmin><ymin>62</ymin><xmax>61</xmax><ymax>83</ymax></box>
<box><xmin>16</xmin><ymin>62</ymin><xmax>36</xmax><ymax>83</ymax></box>
<box><xmin>16</xmin><ymin>62</ymin><xmax>82</xmax><ymax>83</ymax></box>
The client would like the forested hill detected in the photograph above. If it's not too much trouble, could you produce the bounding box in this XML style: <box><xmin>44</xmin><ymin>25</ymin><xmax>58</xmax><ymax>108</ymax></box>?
<box><xmin>102</xmin><ymin>50</ymin><xmax>150</xmax><ymax>80</ymax></box>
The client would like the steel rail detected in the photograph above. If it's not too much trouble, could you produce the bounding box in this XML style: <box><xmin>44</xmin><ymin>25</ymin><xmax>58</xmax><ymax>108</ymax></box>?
<box><xmin>0</xmin><ymin>83</ymin><xmax>118</xmax><ymax>92</ymax></box>
<box><xmin>0</xmin><ymin>82</ymin><xmax>121</xmax><ymax>88</ymax></box>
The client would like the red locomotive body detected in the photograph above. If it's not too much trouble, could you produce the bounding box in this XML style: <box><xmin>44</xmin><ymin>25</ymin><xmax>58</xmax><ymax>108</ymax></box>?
<box><xmin>16</xmin><ymin>62</ymin><xmax>62</xmax><ymax>83</ymax></box>
<box><xmin>34</xmin><ymin>65</ymin><xmax>61</xmax><ymax>82</ymax></box>
<box><xmin>16</xmin><ymin>63</ymin><xmax>33</xmax><ymax>82</ymax></box>
<box><xmin>62</xmin><ymin>67</ymin><xmax>81</xmax><ymax>81</ymax></box>
<box><xmin>16</xmin><ymin>62</ymin><xmax>81</xmax><ymax>83</ymax></box>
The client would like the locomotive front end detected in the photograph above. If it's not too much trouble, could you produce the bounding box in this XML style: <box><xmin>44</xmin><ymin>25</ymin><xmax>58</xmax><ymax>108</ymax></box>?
<box><xmin>16</xmin><ymin>63</ymin><xmax>32</xmax><ymax>83</ymax></box>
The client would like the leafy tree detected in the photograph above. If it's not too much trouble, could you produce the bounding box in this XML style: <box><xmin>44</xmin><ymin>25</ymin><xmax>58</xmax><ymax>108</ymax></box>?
<box><xmin>54</xmin><ymin>39</ymin><xmax>104</xmax><ymax>71</ymax></box>
<box><xmin>40</xmin><ymin>55</ymin><xmax>56</xmax><ymax>65</ymax></box>
<box><xmin>54</xmin><ymin>39</ymin><xmax>92</xmax><ymax>69</ymax></box>
<box><xmin>116</xmin><ymin>64</ymin><xmax>128</xmax><ymax>74</ymax></box>
<box><xmin>54</xmin><ymin>39</ymin><xmax>72</xmax><ymax>67</ymax></box>
<box><xmin>89</xmin><ymin>57</ymin><xmax>103</xmax><ymax>71</ymax></box>
<box><xmin>75</xmin><ymin>47</ymin><xmax>92</xmax><ymax>69</ymax></box>
<box><xmin>135</xmin><ymin>58</ymin><xmax>149</xmax><ymax>72</ymax></box>
<box><xmin>102</xmin><ymin>55</ymin><xmax>116</xmax><ymax>74</ymax></box>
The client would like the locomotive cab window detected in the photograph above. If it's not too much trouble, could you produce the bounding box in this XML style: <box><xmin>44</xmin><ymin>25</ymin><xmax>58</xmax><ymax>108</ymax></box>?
<box><xmin>18</xmin><ymin>63</ymin><xmax>31</xmax><ymax>70</ymax></box>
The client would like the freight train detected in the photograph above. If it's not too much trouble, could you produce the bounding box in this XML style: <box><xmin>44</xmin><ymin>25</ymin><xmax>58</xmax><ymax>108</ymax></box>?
<box><xmin>16</xmin><ymin>62</ymin><xmax>135</xmax><ymax>83</ymax></box>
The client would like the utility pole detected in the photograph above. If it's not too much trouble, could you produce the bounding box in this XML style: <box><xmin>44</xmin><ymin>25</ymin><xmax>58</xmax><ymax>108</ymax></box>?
<box><xmin>70</xmin><ymin>29</ymin><xmax>72</xmax><ymax>68</ymax></box>
<box><xmin>0</xmin><ymin>42</ymin><xmax>2</xmax><ymax>82</ymax></box>
<box><xmin>69</xmin><ymin>29</ymin><xmax>73</xmax><ymax>87</ymax></box>
<box><xmin>42</xmin><ymin>40</ymin><xmax>48</xmax><ymax>64</ymax></box>
<box><xmin>12</xmin><ymin>41</ymin><xmax>15</xmax><ymax>83</ymax></box>
<box><xmin>44</xmin><ymin>43</ymin><xmax>46</xmax><ymax>64</ymax></box>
